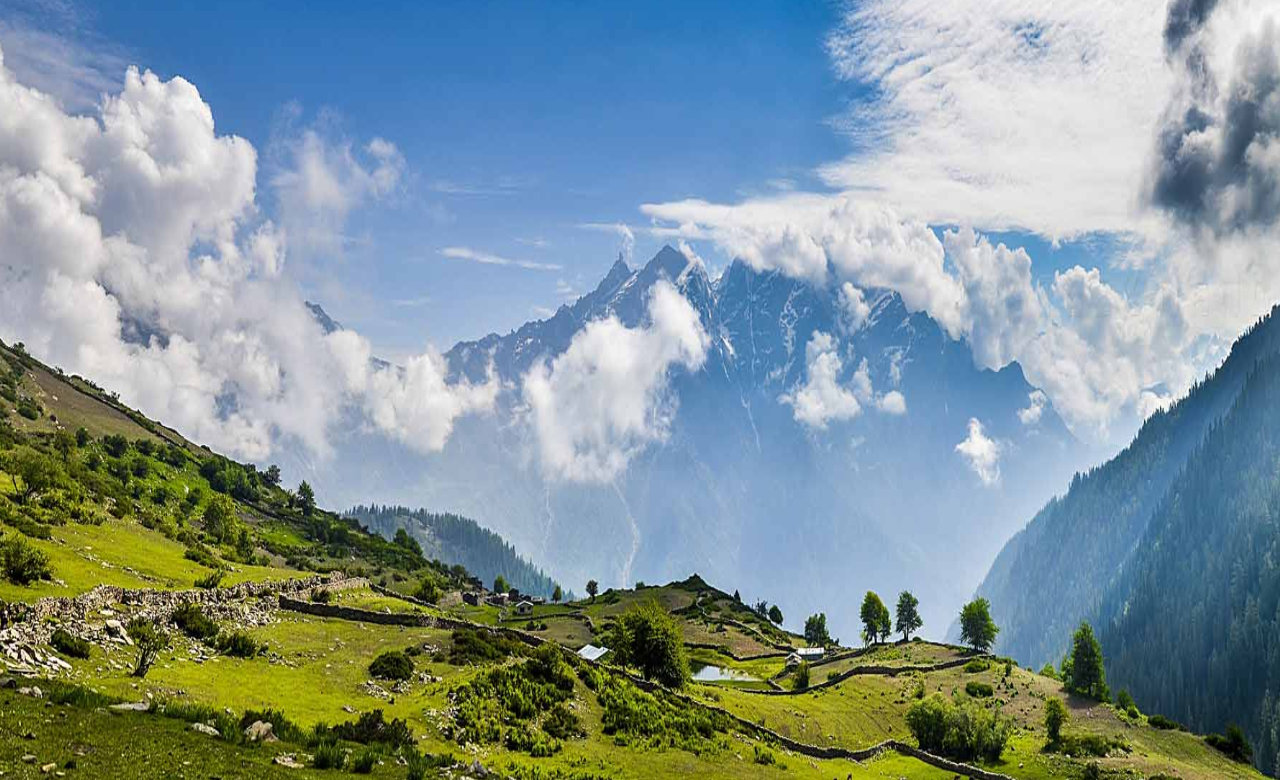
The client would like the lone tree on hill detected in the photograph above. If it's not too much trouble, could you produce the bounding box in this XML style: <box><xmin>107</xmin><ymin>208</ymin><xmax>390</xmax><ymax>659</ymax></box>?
<box><xmin>959</xmin><ymin>597</ymin><xmax>999</xmax><ymax>653</ymax></box>
<box><xmin>296</xmin><ymin>480</ymin><xmax>316</xmax><ymax>516</ymax></box>
<box><xmin>860</xmin><ymin>591</ymin><xmax>892</xmax><ymax>645</ymax></box>
<box><xmin>609</xmin><ymin>600</ymin><xmax>689</xmax><ymax>688</ymax></box>
<box><xmin>552</xmin><ymin>584</ymin><xmax>562</xmax><ymax>603</ymax></box>
<box><xmin>493</xmin><ymin>575</ymin><xmax>509</xmax><ymax>594</ymax></box>
<box><xmin>804</xmin><ymin>613</ymin><xmax>831</xmax><ymax>647</ymax></box>
<box><xmin>1063</xmin><ymin>621</ymin><xmax>1109</xmax><ymax>701</ymax></box>
<box><xmin>896</xmin><ymin>591</ymin><xmax>923</xmax><ymax>641</ymax></box>
<box><xmin>586</xmin><ymin>579</ymin><xmax>599</xmax><ymax>602</ymax></box>
<box><xmin>1044</xmin><ymin>697</ymin><xmax>1068</xmax><ymax>744</ymax></box>
<box><xmin>127</xmin><ymin>618</ymin><xmax>171</xmax><ymax>678</ymax></box>
<box><xmin>5</xmin><ymin>447</ymin><xmax>61</xmax><ymax>505</ymax></box>
<box><xmin>767</xmin><ymin>604</ymin><xmax>784</xmax><ymax>625</ymax></box>
<box><xmin>202</xmin><ymin>494</ymin><xmax>239</xmax><ymax>544</ymax></box>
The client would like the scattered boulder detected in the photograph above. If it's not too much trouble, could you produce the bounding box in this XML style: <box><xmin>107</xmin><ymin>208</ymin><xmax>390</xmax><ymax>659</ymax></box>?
<box><xmin>108</xmin><ymin>701</ymin><xmax>150</xmax><ymax>712</ymax></box>
<box><xmin>18</xmin><ymin>686</ymin><xmax>43</xmax><ymax>699</ymax></box>
<box><xmin>243</xmin><ymin>720</ymin><xmax>277</xmax><ymax>742</ymax></box>
<box><xmin>273</xmin><ymin>753</ymin><xmax>305</xmax><ymax>769</ymax></box>
<box><xmin>189</xmin><ymin>722</ymin><xmax>221</xmax><ymax>738</ymax></box>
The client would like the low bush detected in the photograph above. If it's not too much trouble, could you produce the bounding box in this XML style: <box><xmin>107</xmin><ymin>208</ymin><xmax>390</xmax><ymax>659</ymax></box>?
<box><xmin>1206</xmin><ymin>725</ymin><xmax>1254</xmax><ymax>764</ymax></box>
<box><xmin>906</xmin><ymin>694</ymin><xmax>1010</xmax><ymax>762</ymax></box>
<box><xmin>215</xmin><ymin>630</ymin><xmax>262</xmax><ymax>658</ymax></box>
<box><xmin>793</xmin><ymin>661</ymin><xmax>810</xmax><ymax>691</ymax></box>
<box><xmin>542</xmin><ymin>704</ymin><xmax>584</xmax><ymax>740</ymax></box>
<box><xmin>350</xmin><ymin>747</ymin><xmax>377</xmax><ymax>774</ymax></box>
<box><xmin>753</xmin><ymin>745</ymin><xmax>777</xmax><ymax>765</ymax></box>
<box><xmin>965</xmin><ymin>680</ymin><xmax>994</xmax><ymax>698</ymax></box>
<box><xmin>1148</xmin><ymin>714</ymin><xmax>1185</xmax><ymax>731</ymax></box>
<box><xmin>332</xmin><ymin>709</ymin><xmax>413</xmax><ymax>748</ymax></box>
<box><xmin>368</xmin><ymin>650</ymin><xmax>414</xmax><ymax>681</ymax></box>
<box><xmin>5</xmin><ymin>513</ymin><xmax>53</xmax><ymax>540</ymax></box>
<box><xmin>184</xmin><ymin>543</ymin><xmax>220</xmax><ymax>570</ymax></box>
<box><xmin>1</xmin><ymin>533</ymin><xmax>51</xmax><ymax>584</ymax></box>
<box><xmin>448</xmin><ymin>645</ymin><xmax>582</xmax><ymax>755</ymax></box>
<box><xmin>448</xmin><ymin>627</ymin><xmax>524</xmax><ymax>665</ymax></box>
<box><xmin>595</xmin><ymin>670</ymin><xmax>733</xmax><ymax>754</ymax></box>
<box><xmin>413</xmin><ymin>578</ymin><xmax>440</xmax><ymax>604</ymax></box>
<box><xmin>50</xmin><ymin>629</ymin><xmax>91</xmax><ymax>659</ymax></box>
<box><xmin>963</xmin><ymin>658</ymin><xmax>990</xmax><ymax>673</ymax></box>
<box><xmin>312</xmin><ymin>740</ymin><xmax>346</xmax><ymax>770</ymax></box>
<box><xmin>171</xmin><ymin>602</ymin><xmax>219</xmax><ymax>641</ymax></box>
<box><xmin>194</xmin><ymin>569</ymin><xmax>224</xmax><ymax>589</ymax></box>
<box><xmin>309</xmin><ymin>588</ymin><xmax>332</xmax><ymax>604</ymax></box>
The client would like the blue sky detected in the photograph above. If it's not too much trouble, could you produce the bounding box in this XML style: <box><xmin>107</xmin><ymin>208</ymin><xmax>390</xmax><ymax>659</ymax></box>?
<box><xmin>3</xmin><ymin>0</ymin><xmax>1274</xmax><ymax>454</ymax></box>
<box><xmin>64</xmin><ymin>0</ymin><xmax>849</xmax><ymax>352</ymax></box>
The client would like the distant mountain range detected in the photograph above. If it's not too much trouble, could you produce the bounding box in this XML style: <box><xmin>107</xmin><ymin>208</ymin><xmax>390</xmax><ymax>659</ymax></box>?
<box><xmin>293</xmin><ymin>246</ymin><xmax>1088</xmax><ymax>639</ymax></box>
<box><xmin>972</xmin><ymin>304</ymin><xmax>1280</xmax><ymax>774</ymax></box>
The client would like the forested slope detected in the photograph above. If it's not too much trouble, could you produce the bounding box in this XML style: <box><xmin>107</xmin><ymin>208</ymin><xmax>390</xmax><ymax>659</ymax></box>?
<box><xmin>348</xmin><ymin>504</ymin><xmax>560</xmax><ymax>598</ymax></box>
<box><xmin>1098</xmin><ymin>353</ymin><xmax>1280</xmax><ymax>775</ymax></box>
<box><xmin>975</xmin><ymin>305</ymin><xmax>1280</xmax><ymax>667</ymax></box>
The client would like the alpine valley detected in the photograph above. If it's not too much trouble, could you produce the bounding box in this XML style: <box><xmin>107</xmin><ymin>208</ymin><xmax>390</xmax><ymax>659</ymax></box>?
<box><xmin>288</xmin><ymin>246</ymin><xmax>1090</xmax><ymax>641</ymax></box>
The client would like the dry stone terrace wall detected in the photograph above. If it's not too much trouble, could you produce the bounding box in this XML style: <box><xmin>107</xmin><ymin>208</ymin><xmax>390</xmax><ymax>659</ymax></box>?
<box><xmin>0</xmin><ymin>573</ymin><xmax>369</xmax><ymax>676</ymax></box>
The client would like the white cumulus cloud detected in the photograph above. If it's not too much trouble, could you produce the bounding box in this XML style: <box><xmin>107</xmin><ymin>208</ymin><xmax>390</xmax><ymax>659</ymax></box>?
<box><xmin>955</xmin><ymin>418</ymin><xmax>1002</xmax><ymax>486</ymax></box>
<box><xmin>522</xmin><ymin>280</ymin><xmax>708</xmax><ymax>483</ymax></box>
<box><xmin>781</xmin><ymin>331</ymin><xmax>863</xmax><ymax>429</ymax></box>
<box><xmin>781</xmin><ymin>331</ymin><xmax>906</xmax><ymax>429</ymax></box>
<box><xmin>0</xmin><ymin>43</ymin><xmax>493</xmax><ymax>463</ymax></box>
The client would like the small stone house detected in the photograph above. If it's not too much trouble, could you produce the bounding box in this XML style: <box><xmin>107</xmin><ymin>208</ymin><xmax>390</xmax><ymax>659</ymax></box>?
<box><xmin>514</xmin><ymin>600</ymin><xmax>534</xmax><ymax>616</ymax></box>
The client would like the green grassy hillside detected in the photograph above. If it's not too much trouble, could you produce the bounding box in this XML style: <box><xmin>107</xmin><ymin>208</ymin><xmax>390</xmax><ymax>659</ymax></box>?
<box><xmin>0</xmin><ymin>338</ymin><xmax>1264</xmax><ymax>779</ymax></box>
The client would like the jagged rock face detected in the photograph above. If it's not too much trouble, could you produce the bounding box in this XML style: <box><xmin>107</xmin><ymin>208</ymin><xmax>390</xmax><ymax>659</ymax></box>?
<box><xmin>291</xmin><ymin>248</ymin><xmax>1086</xmax><ymax>639</ymax></box>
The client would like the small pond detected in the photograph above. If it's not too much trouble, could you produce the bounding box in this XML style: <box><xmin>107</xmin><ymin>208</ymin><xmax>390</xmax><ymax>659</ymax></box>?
<box><xmin>689</xmin><ymin>663</ymin><xmax>759</xmax><ymax>683</ymax></box>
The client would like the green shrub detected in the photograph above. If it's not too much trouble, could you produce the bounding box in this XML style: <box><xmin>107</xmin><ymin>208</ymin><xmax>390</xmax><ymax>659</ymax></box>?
<box><xmin>310</xmin><ymin>588</ymin><xmax>332</xmax><ymax>604</ymax></box>
<box><xmin>312</xmin><ymin>740</ymin><xmax>345</xmax><ymax>770</ymax></box>
<box><xmin>102</xmin><ymin>435</ymin><xmax>129</xmax><ymax>457</ymax></box>
<box><xmin>332</xmin><ymin>709</ymin><xmax>413</xmax><ymax>748</ymax></box>
<box><xmin>1</xmin><ymin>533</ymin><xmax>51</xmax><ymax>584</ymax></box>
<box><xmin>185</xmin><ymin>543</ymin><xmax>220</xmax><ymax>569</ymax></box>
<box><xmin>753</xmin><ymin>745</ymin><xmax>777</xmax><ymax>765</ymax></box>
<box><xmin>965</xmin><ymin>680</ymin><xmax>994</xmax><ymax>698</ymax></box>
<box><xmin>193</xmin><ymin>569</ymin><xmax>224</xmax><ymax>589</ymax></box>
<box><xmin>350</xmin><ymin>748</ymin><xmax>377</xmax><ymax>774</ymax></box>
<box><xmin>126</xmin><ymin>618</ymin><xmax>171</xmax><ymax>678</ymax></box>
<box><xmin>448</xmin><ymin>627</ymin><xmax>524</xmax><ymax>665</ymax></box>
<box><xmin>1148</xmin><ymin>714</ymin><xmax>1185</xmax><ymax>731</ymax></box>
<box><xmin>368</xmin><ymin>650</ymin><xmax>414</xmax><ymax>681</ymax></box>
<box><xmin>1116</xmin><ymin>689</ymin><xmax>1136</xmax><ymax>712</ymax></box>
<box><xmin>215</xmin><ymin>630</ymin><xmax>262</xmax><ymax>658</ymax></box>
<box><xmin>1044</xmin><ymin>697</ymin><xmax>1068</xmax><ymax>744</ymax></box>
<box><xmin>4</xmin><ymin>512</ymin><xmax>53</xmax><ymax>540</ymax></box>
<box><xmin>595</xmin><ymin>671</ymin><xmax>733</xmax><ymax>753</ymax></box>
<box><xmin>413</xmin><ymin>578</ymin><xmax>440</xmax><ymax>604</ymax></box>
<box><xmin>963</xmin><ymin>658</ymin><xmax>990</xmax><ymax>673</ymax></box>
<box><xmin>171</xmin><ymin>599</ymin><xmax>218</xmax><ymax>642</ymax></box>
<box><xmin>793</xmin><ymin>661</ymin><xmax>810</xmax><ymax>691</ymax></box>
<box><xmin>542</xmin><ymin>704</ymin><xmax>584</xmax><ymax>740</ymax></box>
<box><xmin>50</xmin><ymin>628</ymin><xmax>91</xmax><ymax>659</ymax></box>
<box><xmin>905</xmin><ymin>694</ymin><xmax>1010</xmax><ymax>762</ymax></box>
<box><xmin>1206</xmin><ymin>725</ymin><xmax>1253</xmax><ymax>764</ymax></box>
